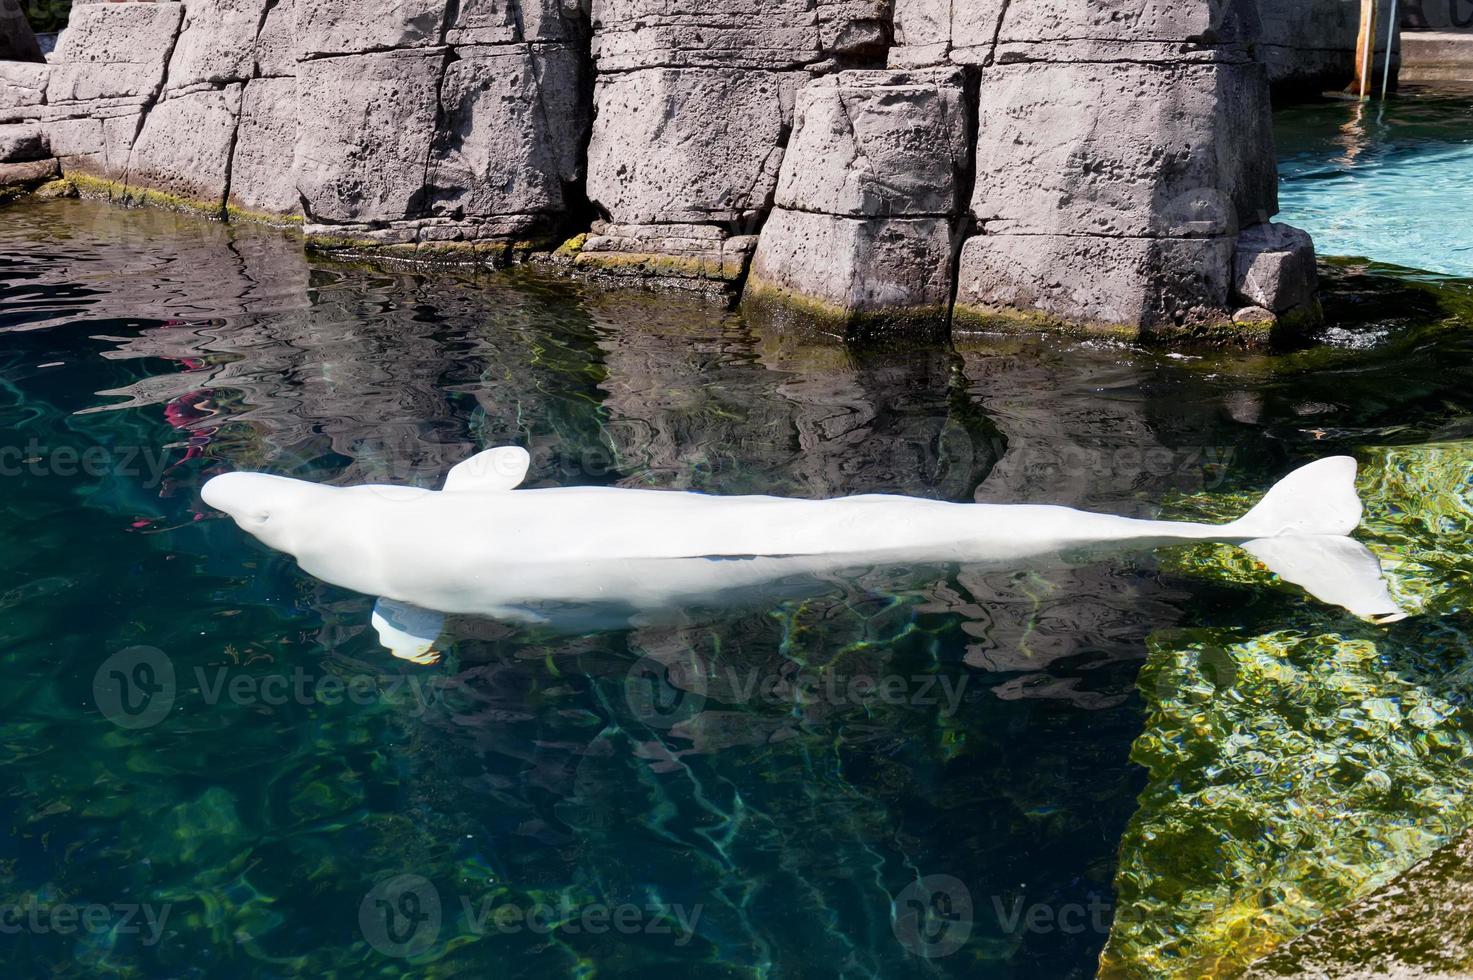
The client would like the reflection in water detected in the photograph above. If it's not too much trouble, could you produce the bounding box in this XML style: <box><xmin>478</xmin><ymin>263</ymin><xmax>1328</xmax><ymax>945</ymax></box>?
<box><xmin>0</xmin><ymin>198</ymin><xmax>1470</xmax><ymax>978</ymax></box>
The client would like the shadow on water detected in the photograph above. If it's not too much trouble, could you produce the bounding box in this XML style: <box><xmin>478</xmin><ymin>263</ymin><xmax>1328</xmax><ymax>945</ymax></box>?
<box><xmin>0</xmin><ymin>197</ymin><xmax>1470</xmax><ymax>978</ymax></box>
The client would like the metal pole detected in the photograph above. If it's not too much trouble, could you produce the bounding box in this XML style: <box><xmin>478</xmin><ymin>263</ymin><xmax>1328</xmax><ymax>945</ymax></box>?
<box><xmin>1382</xmin><ymin>0</ymin><xmax>1400</xmax><ymax>99</ymax></box>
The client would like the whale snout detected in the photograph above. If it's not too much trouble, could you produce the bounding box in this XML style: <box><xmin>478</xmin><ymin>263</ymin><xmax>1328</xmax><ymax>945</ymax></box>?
<box><xmin>202</xmin><ymin>472</ymin><xmax>318</xmax><ymax>538</ymax></box>
<box><xmin>201</xmin><ymin>472</ymin><xmax>266</xmax><ymax>524</ymax></box>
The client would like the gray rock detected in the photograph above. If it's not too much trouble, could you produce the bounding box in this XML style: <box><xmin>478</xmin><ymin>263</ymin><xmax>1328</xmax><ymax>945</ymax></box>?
<box><xmin>0</xmin><ymin>62</ymin><xmax>49</xmax><ymax>124</ymax></box>
<box><xmin>590</xmin><ymin>0</ymin><xmax>819</xmax><ymax>71</ymax></box>
<box><xmin>746</xmin><ymin>66</ymin><xmax>968</xmax><ymax>326</ymax></box>
<box><xmin>1234</xmin><ymin>222</ymin><xmax>1318</xmax><ymax>314</ymax></box>
<box><xmin>229</xmin><ymin>76</ymin><xmax>302</xmax><ymax>217</ymax></box>
<box><xmin>586</xmin><ymin>67</ymin><xmax>799</xmax><ymax>225</ymax></box>
<box><xmin>0</xmin><ymin>157</ymin><xmax>59</xmax><ymax>187</ymax></box>
<box><xmin>971</xmin><ymin>58</ymin><xmax>1275</xmax><ymax>239</ymax></box>
<box><xmin>127</xmin><ymin>83</ymin><xmax>245</xmax><ymax>211</ymax></box>
<box><xmin>43</xmin><ymin>105</ymin><xmax>144</xmax><ymax>180</ymax></box>
<box><xmin>0</xmin><ymin>123</ymin><xmax>47</xmax><ymax>163</ymax></box>
<box><xmin>254</xmin><ymin>0</ymin><xmax>297</xmax><ymax>77</ymax></box>
<box><xmin>447</xmin><ymin>0</ymin><xmax>585</xmax><ymax>45</ymax></box>
<box><xmin>1241</xmin><ymin>826</ymin><xmax>1473</xmax><ymax>980</ymax></box>
<box><xmin>775</xmin><ymin>67</ymin><xmax>968</xmax><ymax>218</ymax></box>
<box><xmin>46</xmin><ymin>2</ymin><xmax>183</xmax><ymax>105</ymax></box>
<box><xmin>1256</xmin><ymin>0</ymin><xmax>1400</xmax><ymax>94</ymax></box>
<box><xmin>294</xmin><ymin>0</ymin><xmax>448</xmax><ymax>59</ymax></box>
<box><xmin>575</xmin><ymin>223</ymin><xmax>760</xmax><ymax>290</ymax></box>
<box><xmin>954</xmin><ymin>233</ymin><xmax>1236</xmax><ymax>336</ymax></box>
<box><xmin>0</xmin><ymin>0</ymin><xmax>43</xmax><ymax>62</ymax></box>
<box><xmin>167</xmin><ymin>0</ymin><xmax>272</xmax><ymax>92</ymax></box>
<box><xmin>295</xmin><ymin>48</ymin><xmax>445</xmax><ymax>224</ymax></box>
<box><xmin>746</xmin><ymin>208</ymin><xmax>955</xmax><ymax>322</ymax></box>
<box><xmin>425</xmin><ymin>42</ymin><xmax>588</xmax><ymax>224</ymax></box>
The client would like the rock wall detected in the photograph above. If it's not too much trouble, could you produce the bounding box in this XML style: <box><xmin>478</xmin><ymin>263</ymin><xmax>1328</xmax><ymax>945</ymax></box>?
<box><xmin>1258</xmin><ymin>0</ymin><xmax>1402</xmax><ymax>97</ymax></box>
<box><xmin>1405</xmin><ymin>0</ymin><xmax>1473</xmax><ymax>30</ymax></box>
<box><xmin>1</xmin><ymin>0</ymin><xmax>1356</xmax><ymax>343</ymax></box>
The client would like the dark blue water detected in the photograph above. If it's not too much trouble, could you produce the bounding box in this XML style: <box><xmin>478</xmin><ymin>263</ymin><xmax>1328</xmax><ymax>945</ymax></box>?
<box><xmin>0</xmin><ymin>190</ymin><xmax>1470</xmax><ymax>980</ymax></box>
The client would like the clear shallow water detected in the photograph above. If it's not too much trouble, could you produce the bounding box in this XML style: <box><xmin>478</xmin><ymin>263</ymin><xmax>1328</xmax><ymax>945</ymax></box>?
<box><xmin>1277</xmin><ymin>84</ymin><xmax>1473</xmax><ymax>278</ymax></box>
<box><xmin>0</xmin><ymin>199</ymin><xmax>1470</xmax><ymax>979</ymax></box>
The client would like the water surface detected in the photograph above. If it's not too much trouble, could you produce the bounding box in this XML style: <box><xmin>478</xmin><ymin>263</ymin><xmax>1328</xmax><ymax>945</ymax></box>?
<box><xmin>0</xmin><ymin>198</ymin><xmax>1470</xmax><ymax>979</ymax></box>
<box><xmin>1277</xmin><ymin>83</ymin><xmax>1473</xmax><ymax>278</ymax></box>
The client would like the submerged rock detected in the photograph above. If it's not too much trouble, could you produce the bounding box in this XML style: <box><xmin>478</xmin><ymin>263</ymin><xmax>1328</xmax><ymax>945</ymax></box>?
<box><xmin>1100</xmin><ymin>441</ymin><xmax>1473</xmax><ymax>978</ymax></box>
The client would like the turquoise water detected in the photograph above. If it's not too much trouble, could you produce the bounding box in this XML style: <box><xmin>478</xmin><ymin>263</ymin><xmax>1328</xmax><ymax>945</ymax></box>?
<box><xmin>0</xmin><ymin>193</ymin><xmax>1470</xmax><ymax>979</ymax></box>
<box><xmin>1278</xmin><ymin>84</ymin><xmax>1473</xmax><ymax>278</ymax></box>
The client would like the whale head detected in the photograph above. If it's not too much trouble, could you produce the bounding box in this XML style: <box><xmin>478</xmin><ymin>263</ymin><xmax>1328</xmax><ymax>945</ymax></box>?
<box><xmin>202</xmin><ymin>472</ymin><xmax>337</xmax><ymax>555</ymax></box>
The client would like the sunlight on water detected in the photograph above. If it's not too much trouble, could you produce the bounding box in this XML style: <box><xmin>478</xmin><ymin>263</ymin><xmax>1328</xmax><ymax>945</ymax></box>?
<box><xmin>0</xmin><ymin>191</ymin><xmax>1470</xmax><ymax>978</ymax></box>
<box><xmin>1277</xmin><ymin>87</ymin><xmax>1473</xmax><ymax>279</ymax></box>
<box><xmin>1101</xmin><ymin>443</ymin><xmax>1473</xmax><ymax>979</ymax></box>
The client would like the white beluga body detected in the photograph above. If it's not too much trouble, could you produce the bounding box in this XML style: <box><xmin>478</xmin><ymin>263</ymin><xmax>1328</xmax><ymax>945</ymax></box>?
<box><xmin>201</xmin><ymin>449</ymin><xmax>1407</xmax><ymax>662</ymax></box>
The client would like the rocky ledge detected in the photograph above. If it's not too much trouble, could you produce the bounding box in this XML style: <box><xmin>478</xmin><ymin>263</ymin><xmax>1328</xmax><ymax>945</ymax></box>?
<box><xmin>0</xmin><ymin>0</ymin><xmax>1398</xmax><ymax>344</ymax></box>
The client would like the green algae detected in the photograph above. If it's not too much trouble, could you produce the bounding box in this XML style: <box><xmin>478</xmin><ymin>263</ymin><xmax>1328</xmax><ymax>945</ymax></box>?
<box><xmin>1101</xmin><ymin>442</ymin><xmax>1473</xmax><ymax>978</ymax></box>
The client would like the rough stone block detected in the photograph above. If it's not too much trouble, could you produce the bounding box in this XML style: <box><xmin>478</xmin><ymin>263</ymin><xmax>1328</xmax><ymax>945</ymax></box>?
<box><xmin>971</xmin><ymin>59</ymin><xmax>1275</xmax><ymax>239</ymax></box>
<box><xmin>127</xmin><ymin>83</ymin><xmax>245</xmax><ymax>209</ymax></box>
<box><xmin>44</xmin><ymin>106</ymin><xmax>142</xmax><ymax>178</ymax></box>
<box><xmin>954</xmin><ymin>232</ymin><xmax>1235</xmax><ymax>333</ymax></box>
<box><xmin>0</xmin><ymin>61</ymin><xmax>49</xmax><ymax>123</ymax></box>
<box><xmin>295</xmin><ymin>0</ymin><xmax>447</xmax><ymax>58</ymax></box>
<box><xmin>775</xmin><ymin>67</ymin><xmax>969</xmax><ymax>217</ymax></box>
<box><xmin>817</xmin><ymin>0</ymin><xmax>891</xmax><ymax>59</ymax></box>
<box><xmin>229</xmin><ymin>76</ymin><xmax>301</xmax><ymax>217</ymax></box>
<box><xmin>747</xmin><ymin>207</ymin><xmax>955</xmax><ymax>318</ymax></box>
<box><xmin>890</xmin><ymin>0</ymin><xmax>950</xmax><ymax>67</ymax></box>
<box><xmin>47</xmin><ymin>2</ymin><xmax>184</xmax><ymax>104</ymax></box>
<box><xmin>425</xmin><ymin>43</ymin><xmax>588</xmax><ymax>222</ymax></box>
<box><xmin>0</xmin><ymin>157</ymin><xmax>58</xmax><ymax>187</ymax></box>
<box><xmin>0</xmin><ymin>123</ymin><xmax>47</xmax><ymax>163</ymax></box>
<box><xmin>446</xmin><ymin>0</ymin><xmax>585</xmax><ymax>45</ymax></box>
<box><xmin>991</xmin><ymin>0</ymin><xmax>1254</xmax><ymax>45</ymax></box>
<box><xmin>589</xmin><ymin>0</ymin><xmax>884</xmax><ymax>69</ymax></box>
<box><xmin>575</xmin><ymin>223</ymin><xmax>759</xmax><ymax>288</ymax></box>
<box><xmin>295</xmin><ymin>48</ymin><xmax>445</xmax><ymax>223</ymax></box>
<box><xmin>1256</xmin><ymin>0</ymin><xmax>1399</xmax><ymax>93</ymax></box>
<box><xmin>254</xmin><ymin>0</ymin><xmax>296</xmax><ymax>76</ymax></box>
<box><xmin>590</xmin><ymin>0</ymin><xmax>820</xmax><ymax>71</ymax></box>
<box><xmin>167</xmin><ymin>0</ymin><xmax>272</xmax><ymax>92</ymax></box>
<box><xmin>1234</xmin><ymin>222</ymin><xmax>1317</xmax><ymax>313</ymax></box>
<box><xmin>586</xmin><ymin>67</ymin><xmax>799</xmax><ymax>224</ymax></box>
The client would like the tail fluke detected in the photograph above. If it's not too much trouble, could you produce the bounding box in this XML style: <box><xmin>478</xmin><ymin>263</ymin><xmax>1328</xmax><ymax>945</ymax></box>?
<box><xmin>1241</xmin><ymin>535</ymin><xmax>1407</xmax><ymax>624</ymax></box>
<box><xmin>1228</xmin><ymin>456</ymin><xmax>1364</xmax><ymax>539</ymax></box>
<box><xmin>1221</xmin><ymin>457</ymin><xmax>1405</xmax><ymax>622</ymax></box>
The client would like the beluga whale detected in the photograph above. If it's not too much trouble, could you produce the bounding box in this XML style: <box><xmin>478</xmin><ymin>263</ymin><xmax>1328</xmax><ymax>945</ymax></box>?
<box><xmin>201</xmin><ymin>449</ymin><xmax>1407</xmax><ymax>663</ymax></box>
